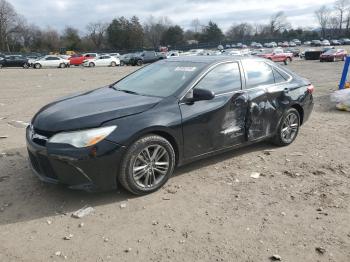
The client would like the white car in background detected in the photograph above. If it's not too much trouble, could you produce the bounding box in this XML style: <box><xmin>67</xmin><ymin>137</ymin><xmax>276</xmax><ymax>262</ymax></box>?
<box><xmin>30</xmin><ymin>55</ymin><xmax>70</xmax><ymax>69</ymax></box>
<box><xmin>181</xmin><ymin>49</ymin><xmax>204</xmax><ymax>56</ymax></box>
<box><xmin>83</xmin><ymin>55</ymin><xmax>120</xmax><ymax>67</ymax></box>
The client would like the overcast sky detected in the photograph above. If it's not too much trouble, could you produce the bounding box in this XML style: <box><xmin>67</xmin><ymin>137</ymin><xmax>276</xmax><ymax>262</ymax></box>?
<box><xmin>9</xmin><ymin>0</ymin><xmax>336</xmax><ymax>33</ymax></box>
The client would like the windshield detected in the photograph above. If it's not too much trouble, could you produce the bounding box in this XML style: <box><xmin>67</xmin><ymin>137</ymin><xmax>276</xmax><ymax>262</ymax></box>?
<box><xmin>324</xmin><ymin>49</ymin><xmax>337</xmax><ymax>55</ymax></box>
<box><xmin>113</xmin><ymin>60</ymin><xmax>205</xmax><ymax>97</ymax></box>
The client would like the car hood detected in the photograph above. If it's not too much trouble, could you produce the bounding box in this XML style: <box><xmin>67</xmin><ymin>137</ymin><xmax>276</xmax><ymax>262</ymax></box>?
<box><xmin>32</xmin><ymin>87</ymin><xmax>162</xmax><ymax>133</ymax></box>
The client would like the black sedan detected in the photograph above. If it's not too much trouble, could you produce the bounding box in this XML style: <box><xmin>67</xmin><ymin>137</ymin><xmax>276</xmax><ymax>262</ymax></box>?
<box><xmin>27</xmin><ymin>56</ymin><xmax>314</xmax><ymax>194</ymax></box>
<box><xmin>0</xmin><ymin>55</ymin><xmax>30</xmax><ymax>68</ymax></box>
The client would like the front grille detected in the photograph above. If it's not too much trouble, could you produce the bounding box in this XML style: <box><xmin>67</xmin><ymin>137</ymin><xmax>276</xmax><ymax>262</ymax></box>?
<box><xmin>28</xmin><ymin>151</ymin><xmax>58</xmax><ymax>180</ymax></box>
<box><xmin>37</xmin><ymin>155</ymin><xmax>58</xmax><ymax>179</ymax></box>
<box><xmin>33</xmin><ymin>137</ymin><xmax>47</xmax><ymax>146</ymax></box>
<box><xmin>28</xmin><ymin>151</ymin><xmax>40</xmax><ymax>173</ymax></box>
<box><xmin>30</xmin><ymin>127</ymin><xmax>53</xmax><ymax>146</ymax></box>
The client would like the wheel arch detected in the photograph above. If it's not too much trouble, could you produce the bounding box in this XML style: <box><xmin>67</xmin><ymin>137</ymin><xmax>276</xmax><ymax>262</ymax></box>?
<box><xmin>125</xmin><ymin>127</ymin><xmax>181</xmax><ymax>166</ymax></box>
<box><xmin>290</xmin><ymin>103</ymin><xmax>304</xmax><ymax>125</ymax></box>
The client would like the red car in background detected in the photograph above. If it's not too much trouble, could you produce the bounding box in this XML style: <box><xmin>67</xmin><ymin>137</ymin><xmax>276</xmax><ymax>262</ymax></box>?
<box><xmin>257</xmin><ymin>49</ymin><xmax>293</xmax><ymax>65</ymax></box>
<box><xmin>69</xmin><ymin>53</ymin><xmax>99</xmax><ymax>66</ymax></box>
<box><xmin>320</xmin><ymin>49</ymin><xmax>347</xmax><ymax>62</ymax></box>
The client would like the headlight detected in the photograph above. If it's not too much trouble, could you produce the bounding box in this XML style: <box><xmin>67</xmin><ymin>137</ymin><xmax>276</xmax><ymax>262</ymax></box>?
<box><xmin>49</xmin><ymin>126</ymin><xmax>117</xmax><ymax>148</ymax></box>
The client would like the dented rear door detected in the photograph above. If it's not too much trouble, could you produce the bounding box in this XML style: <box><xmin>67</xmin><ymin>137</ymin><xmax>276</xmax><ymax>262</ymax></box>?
<box><xmin>241</xmin><ymin>60</ymin><xmax>276</xmax><ymax>141</ymax></box>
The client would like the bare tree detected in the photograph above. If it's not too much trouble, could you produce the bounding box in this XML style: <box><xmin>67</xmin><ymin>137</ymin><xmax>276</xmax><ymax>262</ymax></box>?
<box><xmin>86</xmin><ymin>22</ymin><xmax>108</xmax><ymax>49</ymax></box>
<box><xmin>328</xmin><ymin>17</ymin><xmax>340</xmax><ymax>37</ymax></box>
<box><xmin>315</xmin><ymin>5</ymin><xmax>331</xmax><ymax>38</ymax></box>
<box><xmin>0</xmin><ymin>0</ymin><xmax>21</xmax><ymax>51</ymax></box>
<box><xmin>143</xmin><ymin>16</ymin><xmax>171</xmax><ymax>49</ymax></box>
<box><xmin>269</xmin><ymin>11</ymin><xmax>290</xmax><ymax>35</ymax></box>
<box><xmin>226</xmin><ymin>23</ymin><xmax>253</xmax><ymax>41</ymax></box>
<box><xmin>334</xmin><ymin>0</ymin><xmax>349</xmax><ymax>30</ymax></box>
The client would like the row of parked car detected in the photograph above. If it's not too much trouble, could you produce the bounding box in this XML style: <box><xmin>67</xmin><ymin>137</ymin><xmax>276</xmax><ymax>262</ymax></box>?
<box><xmin>230</xmin><ymin>38</ymin><xmax>350</xmax><ymax>49</ymax></box>
<box><xmin>1</xmin><ymin>44</ymin><xmax>347</xmax><ymax>69</ymax></box>
<box><xmin>0</xmin><ymin>51</ymin><xmax>169</xmax><ymax>69</ymax></box>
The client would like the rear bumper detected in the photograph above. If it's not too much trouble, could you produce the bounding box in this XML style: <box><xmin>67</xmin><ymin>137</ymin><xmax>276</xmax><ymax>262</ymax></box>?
<box><xmin>26</xmin><ymin>126</ymin><xmax>126</xmax><ymax>192</ymax></box>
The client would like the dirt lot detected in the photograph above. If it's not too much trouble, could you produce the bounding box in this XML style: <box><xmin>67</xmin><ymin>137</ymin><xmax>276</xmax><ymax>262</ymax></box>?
<box><xmin>0</xmin><ymin>59</ymin><xmax>349</xmax><ymax>262</ymax></box>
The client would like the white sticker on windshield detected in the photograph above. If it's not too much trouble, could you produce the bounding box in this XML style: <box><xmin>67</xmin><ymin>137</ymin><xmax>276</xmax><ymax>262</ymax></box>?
<box><xmin>175</xmin><ymin>67</ymin><xmax>197</xmax><ymax>72</ymax></box>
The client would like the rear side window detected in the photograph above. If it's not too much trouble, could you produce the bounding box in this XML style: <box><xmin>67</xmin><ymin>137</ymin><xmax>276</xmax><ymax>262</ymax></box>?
<box><xmin>274</xmin><ymin>67</ymin><xmax>291</xmax><ymax>81</ymax></box>
<box><xmin>242</xmin><ymin>60</ymin><xmax>275</xmax><ymax>88</ymax></box>
<box><xmin>195</xmin><ymin>63</ymin><xmax>241</xmax><ymax>94</ymax></box>
<box><xmin>272</xmin><ymin>68</ymin><xmax>286</xmax><ymax>83</ymax></box>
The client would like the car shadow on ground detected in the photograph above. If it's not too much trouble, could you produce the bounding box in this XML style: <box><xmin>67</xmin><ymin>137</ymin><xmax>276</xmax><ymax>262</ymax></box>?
<box><xmin>0</xmin><ymin>141</ymin><xmax>276</xmax><ymax>226</ymax></box>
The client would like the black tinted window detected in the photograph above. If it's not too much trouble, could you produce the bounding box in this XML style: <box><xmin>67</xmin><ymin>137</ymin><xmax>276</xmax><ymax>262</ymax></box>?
<box><xmin>195</xmin><ymin>63</ymin><xmax>241</xmax><ymax>94</ymax></box>
<box><xmin>242</xmin><ymin>60</ymin><xmax>275</xmax><ymax>88</ymax></box>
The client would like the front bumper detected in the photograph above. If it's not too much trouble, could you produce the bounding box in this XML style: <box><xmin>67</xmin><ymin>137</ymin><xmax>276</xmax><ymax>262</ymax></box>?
<box><xmin>26</xmin><ymin>126</ymin><xmax>126</xmax><ymax>192</ymax></box>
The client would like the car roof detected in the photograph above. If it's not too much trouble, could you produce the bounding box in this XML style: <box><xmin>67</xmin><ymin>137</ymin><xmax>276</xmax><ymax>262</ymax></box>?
<box><xmin>165</xmin><ymin>55</ymin><xmax>264</xmax><ymax>65</ymax></box>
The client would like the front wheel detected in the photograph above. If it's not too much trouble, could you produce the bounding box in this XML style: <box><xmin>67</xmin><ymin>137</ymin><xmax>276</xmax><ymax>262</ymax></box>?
<box><xmin>119</xmin><ymin>135</ymin><xmax>176</xmax><ymax>195</ymax></box>
<box><xmin>272</xmin><ymin>108</ymin><xmax>300</xmax><ymax>146</ymax></box>
<box><xmin>34</xmin><ymin>63</ymin><xmax>42</xmax><ymax>69</ymax></box>
<box><xmin>89</xmin><ymin>62</ymin><xmax>95</xmax><ymax>67</ymax></box>
<box><xmin>23</xmin><ymin>63</ymin><xmax>29</xmax><ymax>69</ymax></box>
<box><xmin>110</xmin><ymin>61</ymin><xmax>116</xmax><ymax>67</ymax></box>
<box><xmin>136</xmin><ymin>60</ymin><xmax>143</xmax><ymax>66</ymax></box>
<box><xmin>59</xmin><ymin>63</ymin><xmax>66</xmax><ymax>68</ymax></box>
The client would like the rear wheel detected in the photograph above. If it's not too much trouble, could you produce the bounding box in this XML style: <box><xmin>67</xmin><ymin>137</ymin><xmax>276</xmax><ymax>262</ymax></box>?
<box><xmin>272</xmin><ymin>108</ymin><xmax>300</xmax><ymax>146</ymax></box>
<box><xmin>23</xmin><ymin>63</ymin><xmax>29</xmax><ymax>69</ymax></box>
<box><xmin>89</xmin><ymin>62</ymin><xmax>95</xmax><ymax>67</ymax></box>
<box><xmin>120</xmin><ymin>61</ymin><xmax>125</xmax><ymax>66</ymax></box>
<box><xmin>119</xmin><ymin>135</ymin><xmax>176</xmax><ymax>195</ymax></box>
<box><xmin>34</xmin><ymin>63</ymin><xmax>41</xmax><ymax>69</ymax></box>
<box><xmin>110</xmin><ymin>61</ymin><xmax>116</xmax><ymax>67</ymax></box>
<box><xmin>136</xmin><ymin>59</ymin><xmax>143</xmax><ymax>66</ymax></box>
<box><xmin>0</xmin><ymin>64</ymin><xmax>3</xmax><ymax>69</ymax></box>
<box><xmin>59</xmin><ymin>63</ymin><xmax>65</xmax><ymax>68</ymax></box>
<box><xmin>284</xmin><ymin>57</ymin><xmax>292</xmax><ymax>65</ymax></box>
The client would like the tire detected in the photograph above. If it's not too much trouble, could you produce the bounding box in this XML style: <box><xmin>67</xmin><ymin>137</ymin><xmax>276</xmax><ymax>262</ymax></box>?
<box><xmin>110</xmin><ymin>61</ymin><xmax>116</xmax><ymax>67</ymax></box>
<box><xmin>23</xmin><ymin>63</ymin><xmax>29</xmax><ymax>69</ymax></box>
<box><xmin>34</xmin><ymin>63</ymin><xmax>42</xmax><ymax>69</ymax></box>
<box><xmin>284</xmin><ymin>57</ymin><xmax>292</xmax><ymax>65</ymax></box>
<box><xmin>59</xmin><ymin>63</ymin><xmax>65</xmax><ymax>68</ymax></box>
<box><xmin>332</xmin><ymin>57</ymin><xmax>336</xmax><ymax>62</ymax></box>
<box><xmin>89</xmin><ymin>62</ymin><xmax>95</xmax><ymax>67</ymax></box>
<box><xmin>136</xmin><ymin>60</ymin><xmax>143</xmax><ymax>66</ymax></box>
<box><xmin>272</xmin><ymin>108</ymin><xmax>300</xmax><ymax>146</ymax></box>
<box><xmin>120</xmin><ymin>61</ymin><xmax>125</xmax><ymax>66</ymax></box>
<box><xmin>119</xmin><ymin>135</ymin><xmax>176</xmax><ymax>195</ymax></box>
<box><xmin>0</xmin><ymin>64</ymin><xmax>3</xmax><ymax>69</ymax></box>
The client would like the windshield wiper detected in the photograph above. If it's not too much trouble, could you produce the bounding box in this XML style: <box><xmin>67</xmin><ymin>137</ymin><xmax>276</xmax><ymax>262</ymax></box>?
<box><xmin>112</xmin><ymin>87</ymin><xmax>140</xmax><ymax>95</ymax></box>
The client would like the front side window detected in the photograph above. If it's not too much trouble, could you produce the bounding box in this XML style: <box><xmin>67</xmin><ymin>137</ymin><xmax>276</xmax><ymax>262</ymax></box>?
<box><xmin>194</xmin><ymin>63</ymin><xmax>241</xmax><ymax>94</ymax></box>
<box><xmin>113</xmin><ymin>61</ymin><xmax>205</xmax><ymax>97</ymax></box>
<box><xmin>242</xmin><ymin>60</ymin><xmax>275</xmax><ymax>88</ymax></box>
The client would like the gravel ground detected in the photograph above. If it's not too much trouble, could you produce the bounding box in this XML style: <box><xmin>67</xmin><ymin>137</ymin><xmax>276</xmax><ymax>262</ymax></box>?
<box><xmin>0</xmin><ymin>59</ymin><xmax>349</xmax><ymax>262</ymax></box>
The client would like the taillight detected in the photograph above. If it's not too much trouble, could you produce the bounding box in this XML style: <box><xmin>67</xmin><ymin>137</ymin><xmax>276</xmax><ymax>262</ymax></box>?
<box><xmin>307</xmin><ymin>84</ymin><xmax>314</xmax><ymax>94</ymax></box>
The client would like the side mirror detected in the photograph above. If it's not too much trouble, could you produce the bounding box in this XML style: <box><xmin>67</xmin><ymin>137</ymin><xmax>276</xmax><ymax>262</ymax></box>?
<box><xmin>185</xmin><ymin>88</ymin><xmax>215</xmax><ymax>103</ymax></box>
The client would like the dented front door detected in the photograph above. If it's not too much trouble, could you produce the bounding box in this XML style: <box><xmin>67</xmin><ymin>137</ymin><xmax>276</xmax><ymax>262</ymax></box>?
<box><xmin>180</xmin><ymin>62</ymin><xmax>252</xmax><ymax>159</ymax></box>
<box><xmin>180</xmin><ymin>91</ymin><xmax>249</xmax><ymax>159</ymax></box>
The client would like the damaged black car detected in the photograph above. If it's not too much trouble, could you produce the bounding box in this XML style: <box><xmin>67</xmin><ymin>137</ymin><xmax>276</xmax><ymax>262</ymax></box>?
<box><xmin>26</xmin><ymin>56</ymin><xmax>314</xmax><ymax>195</ymax></box>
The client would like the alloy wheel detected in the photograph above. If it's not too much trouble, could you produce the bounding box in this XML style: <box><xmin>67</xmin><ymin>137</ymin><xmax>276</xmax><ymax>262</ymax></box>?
<box><xmin>281</xmin><ymin>112</ymin><xmax>299</xmax><ymax>144</ymax></box>
<box><xmin>132</xmin><ymin>145</ymin><xmax>170</xmax><ymax>188</ymax></box>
